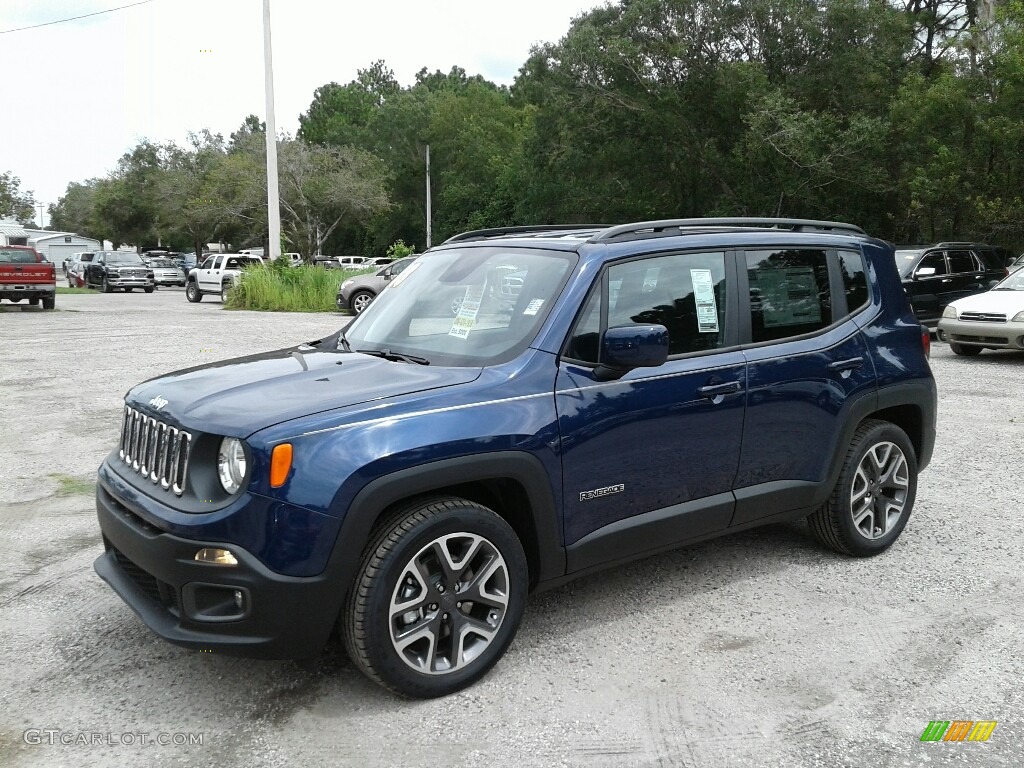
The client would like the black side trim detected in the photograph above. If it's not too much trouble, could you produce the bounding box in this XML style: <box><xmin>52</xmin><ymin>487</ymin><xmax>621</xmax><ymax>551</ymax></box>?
<box><xmin>566</xmin><ymin>492</ymin><xmax>734</xmax><ymax>574</ymax></box>
<box><xmin>730</xmin><ymin>480</ymin><xmax>825</xmax><ymax>528</ymax></box>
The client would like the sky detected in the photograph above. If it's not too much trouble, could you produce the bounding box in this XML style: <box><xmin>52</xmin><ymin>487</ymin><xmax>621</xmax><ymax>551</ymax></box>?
<box><xmin>0</xmin><ymin>0</ymin><xmax>604</xmax><ymax>227</ymax></box>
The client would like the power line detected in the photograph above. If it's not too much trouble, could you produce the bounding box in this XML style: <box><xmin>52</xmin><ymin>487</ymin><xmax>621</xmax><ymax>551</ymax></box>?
<box><xmin>0</xmin><ymin>1</ymin><xmax>154</xmax><ymax>35</ymax></box>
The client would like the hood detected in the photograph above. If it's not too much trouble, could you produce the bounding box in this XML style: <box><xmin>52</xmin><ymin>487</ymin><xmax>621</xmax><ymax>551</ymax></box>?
<box><xmin>127</xmin><ymin>343</ymin><xmax>482</xmax><ymax>437</ymax></box>
<box><xmin>951</xmin><ymin>290</ymin><xmax>1024</xmax><ymax>316</ymax></box>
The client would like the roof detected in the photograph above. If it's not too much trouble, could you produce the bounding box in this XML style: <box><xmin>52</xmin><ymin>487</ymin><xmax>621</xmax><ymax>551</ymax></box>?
<box><xmin>0</xmin><ymin>223</ymin><xmax>29</xmax><ymax>237</ymax></box>
<box><xmin>30</xmin><ymin>231</ymin><xmax>100</xmax><ymax>244</ymax></box>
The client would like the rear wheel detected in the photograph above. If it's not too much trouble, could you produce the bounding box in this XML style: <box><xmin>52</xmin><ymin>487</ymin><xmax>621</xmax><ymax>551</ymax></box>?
<box><xmin>809</xmin><ymin>419</ymin><xmax>917</xmax><ymax>557</ymax></box>
<box><xmin>221</xmin><ymin>281</ymin><xmax>231</xmax><ymax>302</ymax></box>
<box><xmin>124</xmin><ymin>287</ymin><xmax>134</xmax><ymax>292</ymax></box>
<box><xmin>185</xmin><ymin>281</ymin><xmax>202</xmax><ymax>303</ymax></box>
<box><xmin>28</xmin><ymin>298</ymin><xmax>39</xmax><ymax>306</ymax></box>
<box><xmin>343</xmin><ymin>497</ymin><xmax>528</xmax><ymax>698</ymax></box>
<box><xmin>42</xmin><ymin>296</ymin><xmax>55</xmax><ymax>310</ymax></box>
<box><xmin>949</xmin><ymin>342</ymin><xmax>982</xmax><ymax>357</ymax></box>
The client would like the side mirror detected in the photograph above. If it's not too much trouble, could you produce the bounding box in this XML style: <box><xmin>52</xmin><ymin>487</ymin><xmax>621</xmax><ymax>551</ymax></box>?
<box><xmin>915</xmin><ymin>266</ymin><xmax>936</xmax><ymax>278</ymax></box>
<box><xmin>383</xmin><ymin>269</ymin><xmax>393</xmax><ymax>280</ymax></box>
<box><xmin>595</xmin><ymin>324</ymin><xmax>669</xmax><ymax>381</ymax></box>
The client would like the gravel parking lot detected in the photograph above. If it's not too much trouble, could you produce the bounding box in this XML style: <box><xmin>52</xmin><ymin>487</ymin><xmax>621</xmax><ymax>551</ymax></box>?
<box><xmin>1</xmin><ymin>289</ymin><xmax>1021</xmax><ymax>768</ymax></box>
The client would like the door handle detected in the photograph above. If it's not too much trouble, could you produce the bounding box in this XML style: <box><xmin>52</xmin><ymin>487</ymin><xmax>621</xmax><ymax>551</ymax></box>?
<box><xmin>828</xmin><ymin>357</ymin><xmax>864</xmax><ymax>374</ymax></box>
<box><xmin>697</xmin><ymin>381</ymin><xmax>742</xmax><ymax>398</ymax></box>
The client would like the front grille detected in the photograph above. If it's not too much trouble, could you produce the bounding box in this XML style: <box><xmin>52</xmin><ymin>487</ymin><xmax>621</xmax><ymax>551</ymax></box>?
<box><xmin>118</xmin><ymin>405</ymin><xmax>191</xmax><ymax>495</ymax></box>
<box><xmin>949</xmin><ymin>334</ymin><xmax>1009</xmax><ymax>344</ymax></box>
<box><xmin>111</xmin><ymin>545</ymin><xmax>179</xmax><ymax>614</ymax></box>
<box><xmin>959</xmin><ymin>311</ymin><xmax>1007</xmax><ymax>323</ymax></box>
<box><xmin>117</xmin><ymin>269</ymin><xmax>147</xmax><ymax>278</ymax></box>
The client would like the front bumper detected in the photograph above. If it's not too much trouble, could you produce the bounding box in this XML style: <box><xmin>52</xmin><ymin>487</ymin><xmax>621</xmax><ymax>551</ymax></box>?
<box><xmin>108</xmin><ymin>277</ymin><xmax>155</xmax><ymax>288</ymax></box>
<box><xmin>937</xmin><ymin>318</ymin><xmax>1024</xmax><ymax>350</ymax></box>
<box><xmin>335</xmin><ymin>293</ymin><xmax>350</xmax><ymax>310</ymax></box>
<box><xmin>94</xmin><ymin>474</ymin><xmax>343</xmax><ymax>659</ymax></box>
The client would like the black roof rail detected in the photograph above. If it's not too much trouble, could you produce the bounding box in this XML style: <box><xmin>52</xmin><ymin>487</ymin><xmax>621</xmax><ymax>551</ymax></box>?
<box><xmin>933</xmin><ymin>241</ymin><xmax>991</xmax><ymax>248</ymax></box>
<box><xmin>588</xmin><ymin>217</ymin><xmax>866</xmax><ymax>242</ymax></box>
<box><xmin>443</xmin><ymin>224</ymin><xmax>611</xmax><ymax>244</ymax></box>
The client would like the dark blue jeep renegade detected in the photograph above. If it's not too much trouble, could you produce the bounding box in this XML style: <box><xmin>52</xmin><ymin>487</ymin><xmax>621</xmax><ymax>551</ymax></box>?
<box><xmin>94</xmin><ymin>218</ymin><xmax>936</xmax><ymax>697</ymax></box>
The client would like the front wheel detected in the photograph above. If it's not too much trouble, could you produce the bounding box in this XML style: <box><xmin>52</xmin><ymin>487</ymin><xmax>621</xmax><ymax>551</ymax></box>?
<box><xmin>343</xmin><ymin>497</ymin><xmax>528</xmax><ymax>698</ymax></box>
<box><xmin>350</xmin><ymin>290</ymin><xmax>375</xmax><ymax>314</ymax></box>
<box><xmin>102</xmin><ymin>276</ymin><xmax>113</xmax><ymax>293</ymax></box>
<box><xmin>185</xmin><ymin>281</ymin><xmax>202</xmax><ymax>303</ymax></box>
<box><xmin>949</xmin><ymin>342</ymin><xmax>982</xmax><ymax>357</ymax></box>
<box><xmin>808</xmin><ymin>419</ymin><xmax>918</xmax><ymax>557</ymax></box>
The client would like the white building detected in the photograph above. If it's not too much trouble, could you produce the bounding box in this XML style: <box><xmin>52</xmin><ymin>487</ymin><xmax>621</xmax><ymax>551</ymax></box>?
<box><xmin>0</xmin><ymin>219</ymin><xmax>101</xmax><ymax>263</ymax></box>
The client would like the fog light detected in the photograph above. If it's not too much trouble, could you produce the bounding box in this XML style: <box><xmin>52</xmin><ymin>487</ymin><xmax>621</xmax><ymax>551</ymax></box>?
<box><xmin>194</xmin><ymin>548</ymin><xmax>238</xmax><ymax>566</ymax></box>
<box><xmin>233</xmin><ymin>590</ymin><xmax>245</xmax><ymax>610</ymax></box>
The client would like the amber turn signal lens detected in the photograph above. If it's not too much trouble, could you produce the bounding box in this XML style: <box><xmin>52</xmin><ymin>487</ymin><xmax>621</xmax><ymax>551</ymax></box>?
<box><xmin>270</xmin><ymin>443</ymin><xmax>293</xmax><ymax>488</ymax></box>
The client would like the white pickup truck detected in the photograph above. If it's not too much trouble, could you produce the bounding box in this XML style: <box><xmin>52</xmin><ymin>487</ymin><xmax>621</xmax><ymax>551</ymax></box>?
<box><xmin>185</xmin><ymin>253</ymin><xmax>263</xmax><ymax>303</ymax></box>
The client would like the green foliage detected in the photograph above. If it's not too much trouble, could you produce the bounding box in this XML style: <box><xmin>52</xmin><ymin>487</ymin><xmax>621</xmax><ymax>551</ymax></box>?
<box><xmin>228</xmin><ymin>263</ymin><xmax>348</xmax><ymax>312</ymax></box>
<box><xmin>0</xmin><ymin>171</ymin><xmax>36</xmax><ymax>224</ymax></box>
<box><xmin>386</xmin><ymin>239</ymin><xmax>415</xmax><ymax>259</ymax></box>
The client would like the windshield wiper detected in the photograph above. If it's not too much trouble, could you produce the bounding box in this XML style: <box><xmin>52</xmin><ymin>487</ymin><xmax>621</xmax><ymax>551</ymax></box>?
<box><xmin>356</xmin><ymin>348</ymin><xmax>430</xmax><ymax>365</ymax></box>
<box><xmin>337</xmin><ymin>333</ymin><xmax>352</xmax><ymax>351</ymax></box>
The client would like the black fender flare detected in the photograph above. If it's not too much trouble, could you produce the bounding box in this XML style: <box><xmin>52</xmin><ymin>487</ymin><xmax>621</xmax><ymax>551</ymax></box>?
<box><xmin>320</xmin><ymin>451</ymin><xmax>564</xmax><ymax>616</ymax></box>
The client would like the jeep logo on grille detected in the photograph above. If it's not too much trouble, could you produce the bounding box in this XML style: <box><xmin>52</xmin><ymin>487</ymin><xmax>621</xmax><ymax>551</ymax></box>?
<box><xmin>148</xmin><ymin>395</ymin><xmax>168</xmax><ymax>410</ymax></box>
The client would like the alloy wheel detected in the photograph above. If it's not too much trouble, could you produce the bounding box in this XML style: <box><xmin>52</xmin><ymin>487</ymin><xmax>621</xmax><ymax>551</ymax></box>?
<box><xmin>850</xmin><ymin>441</ymin><xmax>909</xmax><ymax>540</ymax></box>
<box><xmin>389</xmin><ymin>532</ymin><xmax>509</xmax><ymax>675</ymax></box>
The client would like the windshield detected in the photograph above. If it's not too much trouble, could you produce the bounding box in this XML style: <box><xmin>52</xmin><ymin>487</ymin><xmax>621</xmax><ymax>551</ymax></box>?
<box><xmin>993</xmin><ymin>271</ymin><xmax>1024</xmax><ymax>291</ymax></box>
<box><xmin>152</xmin><ymin>259</ymin><xmax>176</xmax><ymax>268</ymax></box>
<box><xmin>103</xmin><ymin>252</ymin><xmax>145</xmax><ymax>265</ymax></box>
<box><xmin>342</xmin><ymin>246</ymin><xmax>577</xmax><ymax>366</ymax></box>
<box><xmin>895</xmin><ymin>249</ymin><xmax>923</xmax><ymax>277</ymax></box>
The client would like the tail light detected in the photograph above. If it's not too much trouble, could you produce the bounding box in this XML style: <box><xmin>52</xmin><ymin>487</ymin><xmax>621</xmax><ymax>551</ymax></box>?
<box><xmin>921</xmin><ymin>325</ymin><xmax>931</xmax><ymax>358</ymax></box>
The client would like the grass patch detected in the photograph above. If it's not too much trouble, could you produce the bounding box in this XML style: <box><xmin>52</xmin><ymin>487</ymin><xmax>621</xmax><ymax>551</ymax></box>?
<box><xmin>49</xmin><ymin>473</ymin><xmax>95</xmax><ymax>497</ymax></box>
<box><xmin>56</xmin><ymin>287</ymin><xmax>95</xmax><ymax>295</ymax></box>
<box><xmin>227</xmin><ymin>264</ymin><xmax>373</xmax><ymax>312</ymax></box>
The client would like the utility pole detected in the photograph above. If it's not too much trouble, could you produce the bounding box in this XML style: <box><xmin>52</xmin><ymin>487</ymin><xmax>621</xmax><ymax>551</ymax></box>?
<box><xmin>263</xmin><ymin>0</ymin><xmax>282</xmax><ymax>261</ymax></box>
<box><xmin>425</xmin><ymin>144</ymin><xmax>432</xmax><ymax>249</ymax></box>
<box><xmin>36</xmin><ymin>203</ymin><xmax>46</xmax><ymax>229</ymax></box>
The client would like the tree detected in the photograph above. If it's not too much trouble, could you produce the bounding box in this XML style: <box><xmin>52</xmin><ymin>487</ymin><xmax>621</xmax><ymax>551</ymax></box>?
<box><xmin>0</xmin><ymin>171</ymin><xmax>36</xmax><ymax>224</ymax></box>
<box><xmin>49</xmin><ymin>181</ymin><xmax>101</xmax><ymax>239</ymax></box>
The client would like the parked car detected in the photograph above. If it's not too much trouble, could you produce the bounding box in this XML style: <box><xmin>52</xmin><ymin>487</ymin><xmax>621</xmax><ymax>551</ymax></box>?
<box><xmin>0</xmin><ymin>245</ymin><xmax>56</xmax><ymax>309</ymax></box>
<box><xmin>63</xmin><ymin>250</ymin><xmax>93</xmax><ymax>276</ymax></box>
<box><xmin>937</xmin><ymin>268</ymin><xmax>1024</xmax><ymax>355</ymax></box>
<box><xmin>85</xmin><ymin>251</ymin><xmax>155</xmax><ymax>293</ymax></box>
<box><xmin>145</xmin><ymin>258</ymin><xmax>186</xmax><ymax>287</ymax></box>
<box><xmin>313</xmin><ymin>254</ymin><xmax>339</xmax><ymax>269</ymax></box>
<box><xmin>896</xmin><ymin>243</ymin><xmax>1010</xmax><ymax>325</ymax></box>
<box><xmin>65</xmin><ymin>252</ymin><xmax>96</xmax><ymax>287</ymax></box>
<box><xmin>337</xmin><ymin>256</ymin><xmax>368</xmax><ymax>268</ymax></box>
<box><xmin>1007</xmin><ymin>253</ymin><xmax>1024</xmax><ymax>274</ymax></box>
<box><xmin>185</xmin><ymin>253</ymin><xmax>263</xmax><ymax>303</ymax></box>
<box><xmin>336</xmin><ymin>256</ymin><xmax>416</xmax><ymax>313</ymax></box>
<box><xmin>93</xmin><ymin>217</ymin><xmax>936</xmax><ymax>698</ymax></box>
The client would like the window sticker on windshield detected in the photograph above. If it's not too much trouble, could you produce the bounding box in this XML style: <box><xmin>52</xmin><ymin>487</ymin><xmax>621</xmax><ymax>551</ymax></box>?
<box><xmin>524</xmin><ymin>298</ymin><xmax>544</xmax><ymax>316</ymax></box>
<box><xmin>690</xmin><ymin>269</ymin><xmax>720</xmax><ymax>333</ymax></box>
<box><xmin>388</xmin><ymin>260</ymin><xmax>421</xmax><ymax>289</ymax></box>
<box><xmin>449</xmin><ymin>285</ymin><xmax>485</xmax><ymax>339</ymax></box>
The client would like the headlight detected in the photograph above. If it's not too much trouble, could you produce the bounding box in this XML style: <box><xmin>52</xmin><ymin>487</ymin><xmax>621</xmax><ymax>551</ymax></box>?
<box><xmin>217</xmin><ymin>437</ymin><xmax>247</xmax><ymax>494</ymax></box>
<box><xmin>942</xmin><ymin>305</ymin><xmax>958</xmax><ymax>319</ymax></box>
<box><xmin>1013</xmin><ymin>311</ymin><xmax>1024</xmax><ymax>323</ymax></box>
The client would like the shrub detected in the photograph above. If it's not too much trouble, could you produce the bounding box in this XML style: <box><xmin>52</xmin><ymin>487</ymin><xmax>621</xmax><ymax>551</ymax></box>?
<box><xmin>227</xmin><ymin>263</ymin><xmax>369</xmax><ymax>312</ymax></box>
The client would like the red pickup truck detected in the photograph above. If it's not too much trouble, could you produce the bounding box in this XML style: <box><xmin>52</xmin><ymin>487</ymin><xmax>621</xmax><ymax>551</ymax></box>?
<box><xmin>0</xmin><ymin>245</ymin><xmax>56</xmax><ymax>309</ymax></box>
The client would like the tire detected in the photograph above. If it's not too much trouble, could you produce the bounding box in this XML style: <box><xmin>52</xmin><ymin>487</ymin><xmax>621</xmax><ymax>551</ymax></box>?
<box><xmin>185</xmin><ymin>281</ymin><xmax>202</xmax><ymax>303</ymax></box>
<box><xmin>808</xmin><ymin>419</ymin><xmax>918</xmax><ymax>557</ymax></box>
<box><xmin>67</xmin><ymin>276</ymin><xmax>75</xmax><ymax>288</ymax></box>
<box><xmin>221</xmin><ymin>281</ymin><xmax>231</xmax><ymax>303</ymax></box>
<box><xmin>42</xmin><ymin>296</ymin><xmax>55</xmax><ymax>310</ymax></box>
<box><xmin>102</xmin><ymin>276</ymin><xmax>113</xmax><ymax>293</ymax></box>
<box><xmin>343</xmin><ymin>496</ymin><xmax>528</xmax><ymax>698</ymax></box>
<box><xmin>949</xmin><ymin>342</ymin><xmax>982</xmax><ymax>357</ymax></box>
<box><xmin>28</xmin><ymin>298</ymin><xmax>39</xmax><ymax>306</ymax></box>
<box><xmin>124</xmin><ymin>287</ymin><xmax>134</xmax><ymax>292</ymax></box>
<box><xmin>350</xmin><ymin>290</ymin><xmax>375</xmax><ymax>314</ymax></box>
<box><xmin>144</xmin><ymin>287</ymin><xmax>155</xmax><ymax>293</ymax></box>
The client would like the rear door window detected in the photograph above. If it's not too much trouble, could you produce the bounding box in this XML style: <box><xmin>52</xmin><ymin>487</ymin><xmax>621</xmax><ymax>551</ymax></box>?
<box><xmin>947</xmin><ymin>251</ymin><xmax>977</xmax><ymax>274</ymax></box>
<box><xmin>746</xmin><ymin>249</ymin><xmax>832</xmax><ymax>342</ymax></box>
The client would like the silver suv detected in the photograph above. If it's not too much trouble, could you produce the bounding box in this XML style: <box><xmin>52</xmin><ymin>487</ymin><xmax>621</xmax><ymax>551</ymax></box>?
<box><xmin>336</xmin><ymin>257</ymin><xmax>415</xmax><ymax>313</ymax></box>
